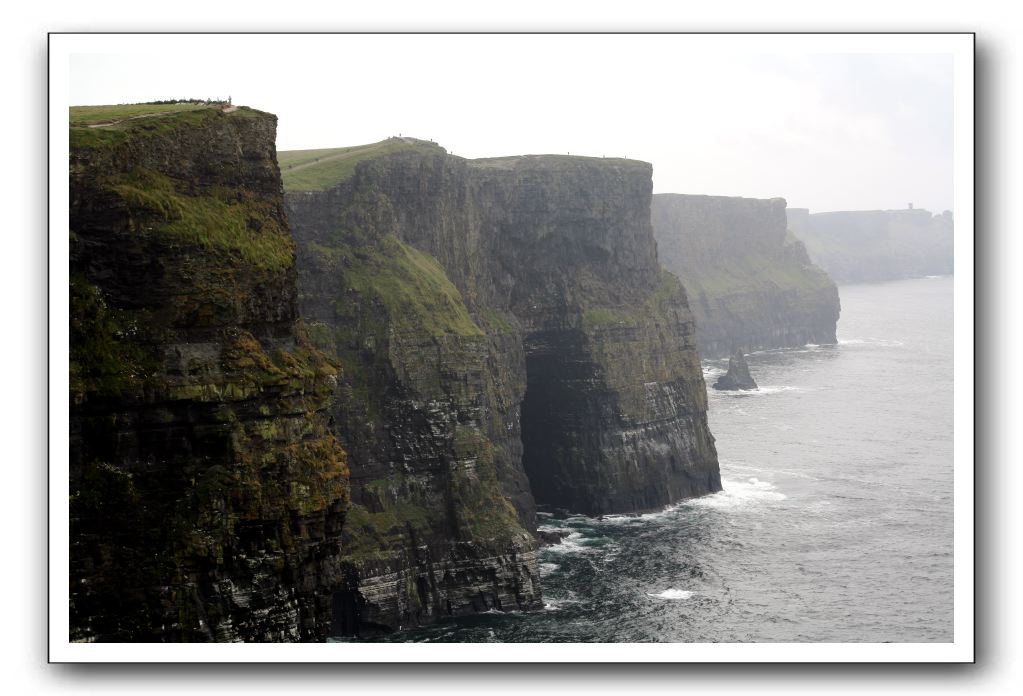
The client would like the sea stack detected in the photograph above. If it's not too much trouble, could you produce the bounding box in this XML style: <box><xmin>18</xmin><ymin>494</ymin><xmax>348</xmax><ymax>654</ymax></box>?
<box><xmin>714</xmin><ymin>351</ymin><xmax>758</xmax><ymax>391</ymax></box>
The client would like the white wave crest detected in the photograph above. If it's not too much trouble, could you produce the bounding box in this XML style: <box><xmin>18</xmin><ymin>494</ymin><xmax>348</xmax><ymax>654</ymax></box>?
<box><xmin>543</xmin><ymin>531</ymin><xmax>591</xmax><ymax>555</ymax></box>
<box><xmin>646</xmin><ymin>589</ymin><xmax>694</xmax><ymax>600</ymax></box>
<box><xmin>688</xmin><ymin>477</ymin><xmax>787</xmax><ymax>509</ymax></box>
<box><xmin>539</xmin><ymin>562</ymin><xmax>560</xmax><ymax>576</ymax></box>
<box><xmin>839</xmin><ymin>337</ymin><xmax>905</xmax><ymax>347</ymax></box>
<box><xmin>716</xmin><ymin>385</ymin><xmax>801</xmax><ymax>396</ymax></box>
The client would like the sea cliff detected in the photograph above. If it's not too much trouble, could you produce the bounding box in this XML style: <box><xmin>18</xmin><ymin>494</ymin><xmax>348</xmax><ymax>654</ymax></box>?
<box><xmin>284</xmin><ymin>140</ymin><xmax>721</xmax><ymax>633</ymax></box>
<box><xmin>788</xmin><ymin>207</ymin><xmax>954</xmax><ymax>283</ymax></box>
<box><xmin>68</xmin><ymin>114</ymin><xmax>723</xmax><ymax>642</ymax></box>
<box><xmin>69</xmin><ymin>105</ymin><xmax>350</xmax><ymax>641</ymax></box>
<box><xmin>651</xmin><ymin>194</ymin><xmax>840</xmax><ymax>358</ymax></box>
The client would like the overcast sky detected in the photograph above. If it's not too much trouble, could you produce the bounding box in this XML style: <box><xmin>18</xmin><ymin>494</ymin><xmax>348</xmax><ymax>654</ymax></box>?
<box><xmin>68</xmin><ymin>35</ymin><xmax>954</xmax><ymax>214</ymax></box>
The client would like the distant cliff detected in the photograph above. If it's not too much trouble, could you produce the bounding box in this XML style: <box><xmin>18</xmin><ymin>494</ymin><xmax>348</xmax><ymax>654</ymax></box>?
<box><xmin>651</xmin><ymin>194</ymin><xmax>840</xmax><ymax>358</ymax></box>
<box><xmin>284</xmin><ymin>139</ymin><xmax>720</xmax><ymax>634</ymax></box>
<box><xmin>788</xmin><ymin>207</ymin><xmax>954</xmax><ymax>284</ymax></box>
<box><xmin>69</xmin><ymin>105</ymin><xmax>350</xmax><ymax>642</ymax></box>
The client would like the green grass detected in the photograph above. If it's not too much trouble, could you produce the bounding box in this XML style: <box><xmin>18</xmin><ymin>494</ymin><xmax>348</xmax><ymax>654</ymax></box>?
<box><xmin>69</xmin><ymin>104</ymin><xmax>264</xmax><ymax>150</ymax></box>
<box><xmin>473</xmin><ymin>153</ymin><xmax>647</xmax><ymax>167</ymax></box>
<box><xmin>279</xmin><ymin>137</ymin><xmax>442</xmax><ymax>192</ymax></box>
<box><xmin>69</xmin><ymin>102</ymin><xmax>217</xmax><ymax>127</ymax></box>
<box><xmin>682</xmin><ymin>253</ymin><xmax>832</xmax><ymax>300</ymax></box>
<box><xmin>581</xmin><ymin>306</ymin><xmax>630</xmax><ymax>329</ymax></box>
<box><xmin>580</xmin><ymin>271</ymin><xmax>684</xmax><ymax>330</ymax></box>
<box><xmin>103</xmin><ymin>167</ymin><xmax>294</xmax><ymax>271</ymax></box>
<box><xmin>335</xmin><ymin>235</ymin><xmax>483</xmax><ymax>338</ymax></box>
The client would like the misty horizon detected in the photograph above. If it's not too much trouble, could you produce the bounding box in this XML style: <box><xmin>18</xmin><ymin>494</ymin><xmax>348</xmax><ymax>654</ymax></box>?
<box><xmin>68</xmin><ymin>35</ymin><xmax>953</xmax><ymax>214</ymax></box>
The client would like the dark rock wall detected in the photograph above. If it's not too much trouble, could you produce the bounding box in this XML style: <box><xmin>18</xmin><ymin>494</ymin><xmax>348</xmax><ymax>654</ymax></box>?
<box><xmin>791</xmin><ymin>208</ymin><xmax>954</xmax><ymax>283</ymax></box>
<box><xmin>651</xmin><ymin>194</ymin><xmax>840</xmax><ymax>358</ymax></box>
<box><xmin>286</xmin><ymin>149</ymin><xmax>720</xmax><ymax>631</ymax></box>
<box><xmin>286</xmin><ymin>159</ymin><xmax>542</xmax><ymax>636</ymax></box>
<box><xmin>69</xmin><ymin>108</ymin><xmax>350</xmax><ymax>642</ymax></box>
<box><xmin>467</xmin><ymin>158</ymin><xmax>718</xmax><ymax>515</ymax></box>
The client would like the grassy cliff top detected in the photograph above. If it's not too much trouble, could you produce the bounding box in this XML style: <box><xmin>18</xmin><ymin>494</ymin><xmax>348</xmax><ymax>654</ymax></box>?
<box><xmin>69</xmin><ymin>102</ymin><xmax>222</xmax><ymax>126</ymax></box>
<box><xmin>69</xmin><ymin>102</ymin><xmax>266</xmax><ymax>150</ymax></box>
<box><xmin>278</xmin><ymin>137</ymin><xmax>445</xmax><ymax>192</ymax></box>
<box><xmin>279</xmin><ymin>138</ymin><xmax>650</xmax><ymax>191</ymax></box>
<box><xmin>470</xmin><ymin>153</ymin><xmax>650</xmax><ymax>170</ymax></box>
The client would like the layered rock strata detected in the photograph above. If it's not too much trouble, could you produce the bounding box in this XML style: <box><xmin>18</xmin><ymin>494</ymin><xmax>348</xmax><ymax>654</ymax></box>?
<box><xmin>69</xmin><ymin>106</ymin><xmax>350</xmax><ymax>642</ymax></box>
<box><xmin>651</xmin><ymin>194</ymin><xmax>841</xmax><ymax>358</ymax></box>
<box><xmin>789</xmin><ymin>207</ymin><xmax>954</xmax><ymax>283</ymax></box>
<box><xmin>285</xmin><ymin>140</ymin><xmax>721</xmax><ymax>633</ymax></box>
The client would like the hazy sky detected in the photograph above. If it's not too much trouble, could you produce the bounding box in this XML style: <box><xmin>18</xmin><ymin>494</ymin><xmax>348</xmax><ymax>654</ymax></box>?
<box><xmin>68</xmin><ymin>35</ymin><xmax>954</xmax><ymax>213</ymax></box>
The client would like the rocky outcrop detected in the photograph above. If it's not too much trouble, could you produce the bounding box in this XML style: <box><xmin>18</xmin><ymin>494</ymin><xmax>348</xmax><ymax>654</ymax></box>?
<box><xmin>284</xmin><ymin>141</ymin><xmax>721</xmax><ymax>632</ymax></box>
<box><xmin>789</xmin><ymin>207</ymin><xmax>954</xmax><ymax>283</ymax></box>
<box><xmin>69</xmin><ymin>106</ymin><xmax>350</xmax><ymax>642</ymax></box>
<box><xmin>713</xmin><ymin>352</ymin><xmax>758</xmax><ymax>391</ymax></box>
<box><xmin>651</xmin><ymin>194</ymin><xmax>840</xmax><ymax>358</ymax></box>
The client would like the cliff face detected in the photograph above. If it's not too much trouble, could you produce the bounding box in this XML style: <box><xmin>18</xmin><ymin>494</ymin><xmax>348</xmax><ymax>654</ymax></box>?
<box><xmin>790</xmin><ymin>208</ymin><xmax>954</xmax><ymax>284</ymax></box>
<box><xmin>285</xmin><ymin>141</ymin><xmax>720</xmax><ymax>633</ymax></box>
<box><xmin>469</xmin><ymin>158</ymin><xmax>719</xmax><ymax>515</ymax></box>
<box><xmin>69</xmin><ymin>106</ymin><xmax>350</xmax><ymax>642</ymax></box>
<box><xmin>651</xmin><ymin>194</ymin><xmax>840</xmax><ymax>358</ymax></box>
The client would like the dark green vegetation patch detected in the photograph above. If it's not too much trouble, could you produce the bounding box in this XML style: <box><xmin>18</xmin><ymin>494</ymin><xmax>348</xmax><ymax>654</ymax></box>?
<box><xmin>103</xmin><ymin>167</ymin><xmax>295</xmax><ymax>271</ymax></box>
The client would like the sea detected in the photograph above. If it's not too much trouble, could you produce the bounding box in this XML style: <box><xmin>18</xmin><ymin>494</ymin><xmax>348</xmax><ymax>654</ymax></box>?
<box><xmin>371</xmin><ymin>275</ymin><xmax>955</xmax><ymax>643</ymax></box>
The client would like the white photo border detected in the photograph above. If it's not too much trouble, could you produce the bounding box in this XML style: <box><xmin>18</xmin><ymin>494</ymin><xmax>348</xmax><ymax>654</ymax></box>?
<box><xmin>48</xmin><ymin>31</ymin><xmax>975</xmax><ymax>663</ymax></box>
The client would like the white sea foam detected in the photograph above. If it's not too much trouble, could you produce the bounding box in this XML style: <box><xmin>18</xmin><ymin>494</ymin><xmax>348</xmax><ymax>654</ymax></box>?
<box><xmin>717</xmin><ymin>385</ymin><xmax>802</xmax><ymax>396</ymax></box>
<box><xmin>646</xmin><ymin>589</ymin><xmax>694</xmax><ymax>600</ymax></box>
<box><xmin>688</xmin><ymin>476</ymin><xmax>787</xmax><ymax>510</ymax></box>
<box><xmin>839</xmin><ymin>337</ymin><xmax>905</xmax><ymax>347</ymax></box>
<box><xmin>544</xmin><ymin>592</ymin><xmax>585</xmax><ymax>611</ymax></box>
<box><xmin>539</xmin><ymin>562</ymin><xmax>560</xmax><ymax>576</ymax></box>
<box><xmin>590</xmin><ymin>513</ymin><xmax>645</xmax><ymax>527</ymax></box>
<box><xmin>748</xmin><ymin>343</ymin><xmax>827</xmax><ymax>356</ymax></box>
<box><xmin>543</xmin><ymin>531</ymin><xmax>591</xmax><ymax>555</ymax></box>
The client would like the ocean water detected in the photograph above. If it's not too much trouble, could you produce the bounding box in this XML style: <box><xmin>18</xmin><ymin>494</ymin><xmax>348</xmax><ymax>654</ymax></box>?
<box><xmin>372</xmin><ymin>276</ymin><xmax>954</xmax><ymax>643</ymax></box>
